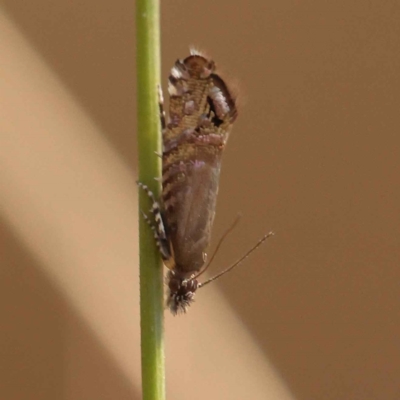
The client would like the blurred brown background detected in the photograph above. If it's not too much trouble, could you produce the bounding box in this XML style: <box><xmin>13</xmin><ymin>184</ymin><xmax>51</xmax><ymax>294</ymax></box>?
<box><xmin>1</xmin><ymin>1</ymin><xmax>399</xmax><ymax>399</ymax></box>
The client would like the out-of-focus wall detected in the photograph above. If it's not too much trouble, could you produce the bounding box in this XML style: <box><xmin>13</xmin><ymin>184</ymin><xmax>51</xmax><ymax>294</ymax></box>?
<box><xmin>1</xmin><ymin>1</ymin><xmax>399</xmax><ymax>399</ymax></box>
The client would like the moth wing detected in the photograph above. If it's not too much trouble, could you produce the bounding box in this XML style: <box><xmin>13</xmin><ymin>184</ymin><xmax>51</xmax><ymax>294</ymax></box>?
<box><xmin>164</xmin><ymin>158</ymin><xmax>222</xmax><ymax>274</ymax></box>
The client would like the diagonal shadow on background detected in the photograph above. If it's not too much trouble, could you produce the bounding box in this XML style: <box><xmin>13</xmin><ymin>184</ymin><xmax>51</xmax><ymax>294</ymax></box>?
<box><xmin>4</xmin><ymin>2</ymin><xmax>400</xmax><ymax>400</ymax></box>
<box><xmin>2</xmin><ymin>1</ymin><xmax>138</xmax><ymax>169</ymax></box>
<box><xmin>0</xmin><ymin>217</ymin><xmax>140</xmax><ymax>400</ymax></box>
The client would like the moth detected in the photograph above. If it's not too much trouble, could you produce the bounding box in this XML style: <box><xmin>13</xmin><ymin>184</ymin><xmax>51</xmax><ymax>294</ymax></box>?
<box><xmin>139</xmin><ymin>50</ymin><xmax>273</xmax><ymax>314</ymax></box>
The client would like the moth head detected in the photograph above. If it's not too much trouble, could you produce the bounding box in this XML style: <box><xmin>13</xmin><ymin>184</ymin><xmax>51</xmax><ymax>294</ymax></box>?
<box><xmin>166</xmin><ymin>271</ymin><xmax>199</xmax><ymax>315</ymax></box>
<box><xmin>173</xmin><ymin>55</ymin><xmax>215</xmax><ymax>80</ymax></box>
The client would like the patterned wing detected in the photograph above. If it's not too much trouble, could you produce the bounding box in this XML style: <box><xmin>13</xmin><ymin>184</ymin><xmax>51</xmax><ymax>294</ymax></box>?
<box><xmin>162</xmin><ymin>52</ymin><xmax>237</xmax><ymax>274</ymax></box>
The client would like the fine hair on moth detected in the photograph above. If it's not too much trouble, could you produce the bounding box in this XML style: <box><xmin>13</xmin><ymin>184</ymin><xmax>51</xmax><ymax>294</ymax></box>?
<box><xmin>138</xmin><ymin>49</ymin><xmax>274</xmax><ymax>315</ymax></box>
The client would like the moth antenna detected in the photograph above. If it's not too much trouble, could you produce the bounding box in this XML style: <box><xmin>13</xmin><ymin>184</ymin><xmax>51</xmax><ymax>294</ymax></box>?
<box><xmin>193</xmin><ymin>214</ymin><xmax>242</xmax><ymax>281</ymax></box>
<box><xmin>198</xmin><ymin>231</ymin><xmax>275</xmax><ymax>288</ymax></box>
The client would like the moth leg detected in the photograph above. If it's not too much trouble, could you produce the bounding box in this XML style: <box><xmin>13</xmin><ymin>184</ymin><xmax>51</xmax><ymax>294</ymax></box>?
<box><xmin>157</xmin><ymin>84</ymin><xmax>166</xmax><ymax>132</ymax></box>
<box><xmin>140</xmin><ymin>209</ymin><xmax>171</xmax><ymax>260</ymax></box>
<box><xmin>137</xmin><ymin>182</ymin><xmax>171</xmax><ymax>260</ymax></box>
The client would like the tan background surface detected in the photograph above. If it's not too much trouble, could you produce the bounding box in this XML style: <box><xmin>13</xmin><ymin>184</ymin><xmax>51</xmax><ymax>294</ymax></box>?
<box><xmin>1</xmin><ymin>1</ymin><xmax>399</xmax><ymax>399</ymax></box>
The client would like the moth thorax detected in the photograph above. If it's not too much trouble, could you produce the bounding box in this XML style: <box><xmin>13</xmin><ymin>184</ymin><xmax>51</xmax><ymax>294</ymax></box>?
<box><xmin>167</xmin><ymin>271</ymin><xmax>199</xmax><ymax>315</ymax></box>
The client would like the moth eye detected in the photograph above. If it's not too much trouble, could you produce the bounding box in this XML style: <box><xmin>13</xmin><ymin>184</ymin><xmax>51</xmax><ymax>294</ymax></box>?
<box><xmin>177</xmin><ymin>172</ymin><xmax>186</xmax><ymax>182</ymax></box>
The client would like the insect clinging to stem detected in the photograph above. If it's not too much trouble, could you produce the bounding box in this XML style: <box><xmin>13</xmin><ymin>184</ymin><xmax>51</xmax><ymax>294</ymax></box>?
<box><xmin>139</xmin><ymin>50</ymin><xmax>274</xmax><ymax>314</ymax></box>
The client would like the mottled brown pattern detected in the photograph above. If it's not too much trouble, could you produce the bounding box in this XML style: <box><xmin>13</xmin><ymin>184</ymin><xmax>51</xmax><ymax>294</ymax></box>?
<box><xmin>163</xmin><ymin>53</ymin><xmax>237</xmax><ymax>274</ymax></box>
<box><xmin>161</xmin><ymin>51</ymin><xmax>237</xmax><ymax>313</ymax></box>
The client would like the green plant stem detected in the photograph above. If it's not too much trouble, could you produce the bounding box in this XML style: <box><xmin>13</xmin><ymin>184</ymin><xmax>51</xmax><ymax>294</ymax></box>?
<box><xmin>136</xmin><ymin>0</ymin><xmax>165</xmax><ymax>399</ymax></box>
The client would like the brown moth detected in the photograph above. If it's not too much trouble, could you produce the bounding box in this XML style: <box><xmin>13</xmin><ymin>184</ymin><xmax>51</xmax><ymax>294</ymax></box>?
<box><xmin>139</xmin><ymin>50</ymin><xmax>272</xmax><ymax>314</ymax></box>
